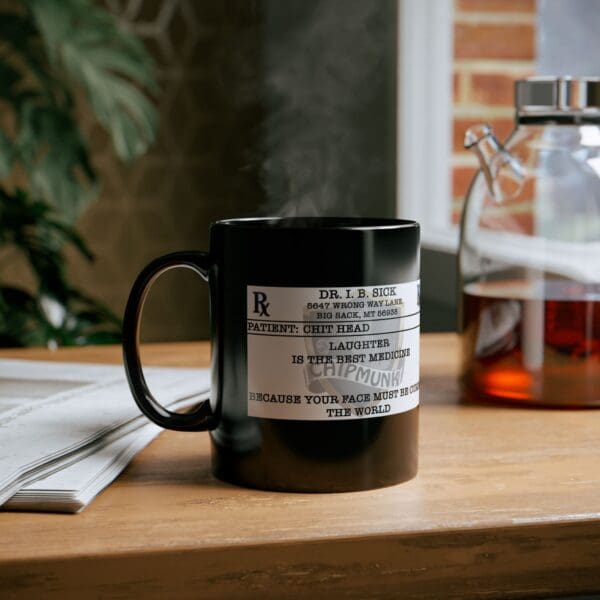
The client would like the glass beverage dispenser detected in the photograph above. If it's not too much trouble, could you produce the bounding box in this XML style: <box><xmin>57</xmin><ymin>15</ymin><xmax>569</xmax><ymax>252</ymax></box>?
<box><xmin>460</xmin><ymin>77</ymin><xmax>600</xmax><ymax>406</ymax></box>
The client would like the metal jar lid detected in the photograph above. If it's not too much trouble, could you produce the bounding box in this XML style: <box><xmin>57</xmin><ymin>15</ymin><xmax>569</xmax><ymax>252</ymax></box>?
<box><xmin>515</xmin><ymin>77</ymin><xmax>600</xmax><ymax>123</ymax></box>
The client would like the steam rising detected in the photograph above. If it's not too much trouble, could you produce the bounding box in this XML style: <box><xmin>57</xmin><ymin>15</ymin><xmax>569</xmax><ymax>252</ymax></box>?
<box><xmin>261</xmin><ymin>0</ymin><xmax>395</xmax><ymax>217</ymax></box>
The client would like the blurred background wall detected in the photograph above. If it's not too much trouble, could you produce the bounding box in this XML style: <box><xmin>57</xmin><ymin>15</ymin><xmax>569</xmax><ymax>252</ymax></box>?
<box><xmin>68</xmin><ymin>0</ymin><xmax>265</xmax><ymax>343</ymax></box>
<box><xmin>67</xmin><ymin>0</ymin><xmax>397</xmax><ymax>342</ymax></box>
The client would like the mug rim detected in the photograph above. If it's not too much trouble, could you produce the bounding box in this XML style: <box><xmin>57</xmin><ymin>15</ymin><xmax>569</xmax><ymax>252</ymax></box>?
<box><xmin>213</xmin><ymin>217</ymin><xmax>419</xmax><ymax>231</ymax></box>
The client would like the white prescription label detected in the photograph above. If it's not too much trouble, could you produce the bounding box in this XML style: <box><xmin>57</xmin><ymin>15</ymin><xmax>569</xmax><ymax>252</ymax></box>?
<box><xmin>247</xmin><ymin>282</ymin><xmax>420</xmax><ymax>421</ymax></box>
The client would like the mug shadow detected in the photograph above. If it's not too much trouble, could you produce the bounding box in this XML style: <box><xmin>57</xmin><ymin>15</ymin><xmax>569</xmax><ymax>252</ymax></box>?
<box><xmin>123</xmin><ymin>445</ymin><xmax>236</xmax><ymax>490</ymax></box>
<box><xmin>421</xmin><ymin>374</ymin><xmax>465</xmax><ymax>405</ymax></box>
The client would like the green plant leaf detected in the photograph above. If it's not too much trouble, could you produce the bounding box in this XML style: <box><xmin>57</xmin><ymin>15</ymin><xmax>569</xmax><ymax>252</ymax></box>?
<box><xmin>0</xmin><ymin>61</ymin><xmax>22</xmax><ymax>105</ymax></box>
<box><xmin>27</xmin><ymin>0</ymin><xmax>158</xmax><ymax>162</ymax></box>
<box><xmin>0</xmin><ymin>1</ymin><xmax>151</xmax><ymax>346</ymax></box>
<box><xmin>0</xmin><ymin>187</ymin><xmax>94</xmax><ymax>304</ymax></box>
<box><xmin>0</xmin><ymin>131</ymin><xmax>13</xmax><ymax>178</ymax></box>
<box><xmin>0</xmin><ymin>285</ymin><xmax>51</xmax><ymax>347</ymax></box>
<box><xmin>16</xmin><ymin>101</ymin><xmax>97</xmax><ymax>219</ymax></box>
<box><xmin>45</xmin><ymin>218</ymin><xmax>94</xmax><ymax>261</ymax></box>
<box><xmin>0</xmin><ymin>11</ymin><xmax>52</xmax><ymax>91</ymax></box>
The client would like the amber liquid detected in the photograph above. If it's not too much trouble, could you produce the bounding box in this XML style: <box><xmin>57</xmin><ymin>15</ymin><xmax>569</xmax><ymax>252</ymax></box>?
<box><xmin>462</xmin><ymin>282</ymin><xmax>600</xmax><ymax>406</ymax></box>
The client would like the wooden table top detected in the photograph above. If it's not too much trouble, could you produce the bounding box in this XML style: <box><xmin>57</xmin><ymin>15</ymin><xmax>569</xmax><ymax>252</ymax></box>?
<box><xmin>1</xmin><ymin>334</ymin><xmax>600</xmax><ymax>599</ymax></box>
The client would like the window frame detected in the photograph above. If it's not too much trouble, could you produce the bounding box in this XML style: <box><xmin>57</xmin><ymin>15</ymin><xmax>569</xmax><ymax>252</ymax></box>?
<box><xmin>396</xmin><ymin>0</ymin><xmax>458</xmax><ymax>253</ymax></box>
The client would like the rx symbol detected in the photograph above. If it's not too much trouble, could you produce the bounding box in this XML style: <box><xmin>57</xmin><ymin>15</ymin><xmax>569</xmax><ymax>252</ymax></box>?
<box><xmin>253</xmin><ymin>291</ymin><xmax>270</xmax><ymax>317</ymax></box>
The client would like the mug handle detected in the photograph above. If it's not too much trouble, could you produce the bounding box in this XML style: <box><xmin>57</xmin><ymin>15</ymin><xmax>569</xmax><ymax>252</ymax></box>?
<box><xmin>122</xmin><ymin>251</ymin><xmax>218</xmax><ymax>432</ymax></box>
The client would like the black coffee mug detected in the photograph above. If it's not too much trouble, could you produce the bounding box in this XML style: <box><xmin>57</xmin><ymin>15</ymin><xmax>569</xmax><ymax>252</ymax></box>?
<box><xmin>123</xmin><ymin>217</ymin><xmax>420</xmax><ymax>492</ymax></box>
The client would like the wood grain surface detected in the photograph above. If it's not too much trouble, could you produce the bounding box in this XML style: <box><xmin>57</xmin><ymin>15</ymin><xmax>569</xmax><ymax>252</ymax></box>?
<box><xmin>1</xmin><ymin>334</ymin><xmax>600</xmax><ymax>599</ymax></box>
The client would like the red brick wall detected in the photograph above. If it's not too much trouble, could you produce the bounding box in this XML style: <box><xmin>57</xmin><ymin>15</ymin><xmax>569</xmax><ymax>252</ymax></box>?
<box><xmin>452</xmin><ymin>0</ymin><xmax>536</xmax><ymax>223</ymax></box>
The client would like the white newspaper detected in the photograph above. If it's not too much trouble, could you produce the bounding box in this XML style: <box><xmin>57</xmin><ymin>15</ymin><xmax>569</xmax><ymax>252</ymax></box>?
<box><xmin>5</xmin><ymin>393</ymin><xmax>204</xmax><ymax>513</ymax></box>
<box><xmin>0</xmin><ymin>359</ymin><xmax>210</xmax><ymax>512</ymax></box>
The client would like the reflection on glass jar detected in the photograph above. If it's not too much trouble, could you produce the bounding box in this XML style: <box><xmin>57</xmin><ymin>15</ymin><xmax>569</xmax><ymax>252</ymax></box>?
<box><xmin>459</xmin><ymin>77</ymin><xmax>600</xmax><ymax>407</ymax></box>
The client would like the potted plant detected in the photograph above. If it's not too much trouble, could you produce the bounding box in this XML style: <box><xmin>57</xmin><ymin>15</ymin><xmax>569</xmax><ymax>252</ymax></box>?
<box><xmin>0</xmin><ymin>0</ymin><xmax>158</xmax><ymax>346</ymax></box>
